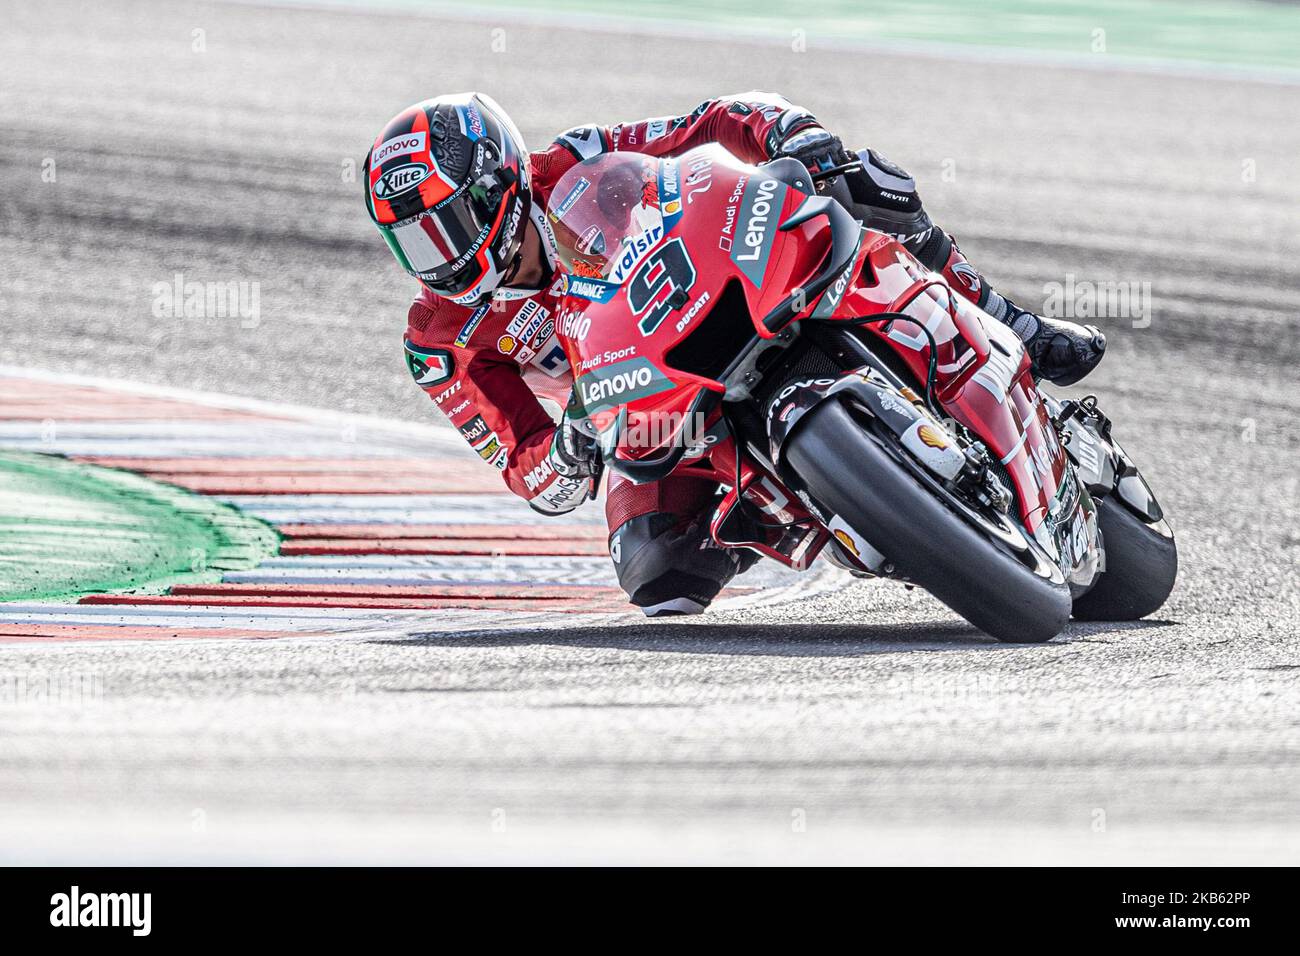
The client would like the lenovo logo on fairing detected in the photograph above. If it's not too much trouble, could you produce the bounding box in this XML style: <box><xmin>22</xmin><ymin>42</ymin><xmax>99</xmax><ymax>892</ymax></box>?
<box><xmin>729</xmin><ymin>176</ymin><xmax>786</xmax><ymax>287</ymax></box>
<box><xmin>735</xmin><ymin>178</ymin><xmax>779</xmax><ymax>262</ymax></box>
<box><xmin>573</xmin><ymin>356</ymin><xmax>673</xmax><ymax>414</ymax></box>
<box><xmin>50</xmin><ymin>886</ymin><xmax>151</xmax><ymax>936</ymax></box>
<box><xmin>581</xmin><ymin>365</ymin><xmax>653</xmax><ymax>405</ymax></box>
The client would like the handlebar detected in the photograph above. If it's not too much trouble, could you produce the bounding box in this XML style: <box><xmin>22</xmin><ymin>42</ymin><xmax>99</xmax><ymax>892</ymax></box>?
<box><xmin>808</xmin><ymin>158</ymin><xmax>864</xmax><ymax>183</ymax></box>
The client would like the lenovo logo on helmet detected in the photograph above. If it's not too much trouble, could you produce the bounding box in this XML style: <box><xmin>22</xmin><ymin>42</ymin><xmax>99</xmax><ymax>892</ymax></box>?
<box><xmin>374</xmin><ymin>162</ymin><xmax>432</xmax><ymax>199</ymax></box>
<box><xmin>371</xmin><ymin>132</ymin><xmax>427</xmax><ymax>166</ymax></box>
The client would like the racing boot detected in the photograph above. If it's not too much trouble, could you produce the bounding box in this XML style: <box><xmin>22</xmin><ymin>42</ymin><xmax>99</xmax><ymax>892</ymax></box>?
<box><xmin>934</xmin><ymin>238</ymin><xmax>1106</xmax><ymax>385</ymax></box>
<box><xmin>1008</xmin><ymin>309</ymin><xmax>1107</xmax><ymax>387</ymax></box>
<box><xmin>605</xmin><ymin>473</ymin><xmax>761</xmax><ymax>617</ymax></box>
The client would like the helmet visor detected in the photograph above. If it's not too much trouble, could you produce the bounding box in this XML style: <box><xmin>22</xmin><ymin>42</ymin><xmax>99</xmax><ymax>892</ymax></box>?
<box><xmin>378</xmin><ymin>182</ymin><xmax>504</xmax><ymax>293</ymax></box>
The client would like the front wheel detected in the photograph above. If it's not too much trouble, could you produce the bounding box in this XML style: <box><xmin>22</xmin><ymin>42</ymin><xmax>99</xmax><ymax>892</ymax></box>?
<box><xmin>784</xmin><ymin>400</ymin><xmax>1072</xmax><ymax>643</ymax></box>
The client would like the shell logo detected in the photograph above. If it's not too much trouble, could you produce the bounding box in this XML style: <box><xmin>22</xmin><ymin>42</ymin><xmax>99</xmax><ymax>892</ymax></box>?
<box><xmin>497</xmin><ymin>335</ymin><xmax>517</xmax><ymax>354</ymax></box>
<box><xmin>833</xmin><ymin>528</ymin><xmax>860</xmax><ymax>556</ymax></box>
<box><xmin>918</xmin><ymin>424</ymin><xmax>949</xmax><ymax>450</ymax></box>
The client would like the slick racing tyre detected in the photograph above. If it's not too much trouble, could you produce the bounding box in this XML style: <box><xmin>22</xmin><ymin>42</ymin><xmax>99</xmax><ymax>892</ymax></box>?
<box><xmin>784</xmin><ymin>399</ymin><xmax>1072</xmax><ymax>643</ymax></box>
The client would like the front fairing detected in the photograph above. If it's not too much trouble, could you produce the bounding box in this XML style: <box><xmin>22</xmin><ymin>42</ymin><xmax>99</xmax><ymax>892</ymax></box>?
<box><xmin>548</xmin><ymin>145</ymin><xmax>828</xmax><ymax>462</ymax></box>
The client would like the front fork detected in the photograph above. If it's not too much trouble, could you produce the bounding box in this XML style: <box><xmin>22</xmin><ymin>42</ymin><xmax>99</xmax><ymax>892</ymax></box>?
<box><xmin>706</xmin><ymin>440</ymin><xmax>831</xmax><ymax>571</ymax></box>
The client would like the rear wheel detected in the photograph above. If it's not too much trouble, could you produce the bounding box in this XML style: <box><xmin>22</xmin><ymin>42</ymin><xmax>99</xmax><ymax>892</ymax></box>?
<box><xmin>1071</xmin><ymin>498</ymin><xmax>1177</xmax><ymax>620</ymax></box>
<box><xmin>784</xmin><ymin>399</ymin><xmax>1072</xmax><ymax>643</ymax></box>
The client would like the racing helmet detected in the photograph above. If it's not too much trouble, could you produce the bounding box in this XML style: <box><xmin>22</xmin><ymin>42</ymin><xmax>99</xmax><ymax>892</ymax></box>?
<box><xmin>364</xmin><ymin>93</ymin><xmax>531</xmax><ymax>305</ymax></box>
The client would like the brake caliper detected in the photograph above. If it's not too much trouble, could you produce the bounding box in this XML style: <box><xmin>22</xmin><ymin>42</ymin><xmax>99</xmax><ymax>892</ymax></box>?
<box><xmin>956</xmin><ymin>441</ymin><xmax>1013</xmax><ymax>514</ymax></box>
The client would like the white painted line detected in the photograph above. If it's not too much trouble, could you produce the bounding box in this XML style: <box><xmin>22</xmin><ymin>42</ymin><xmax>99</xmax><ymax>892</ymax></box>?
<box><xmin>231</xmin><ymin>502</ymin><xmax>606</xmax><ymax>526</ymax></box>
<box><xmin>0</xmin><ymin>606</ymin><xmax>608</xmax><ymax>630</ymax></box>
<box><xmin>0</xmin><ymin>421</ymin><xmax>429</xmax><ymax>440</ymax></box>
<box><xmin>246</xmin><ymin>509</ymin><xmax>559</xmax><ymax>525</ymax></box>
<box><xmin>221</xmin><ymin>496</ymin><xmax>605</xmax><ymax>523</ymax></box>
<box><xmin>222</xmin><ymin>568</ymin><xmax>618</xmax><ymax>587</ymax></box>
<box><xmin>257</xmin><ymin>555</ymin><xmax>613</xmax><ymax>570</ymax></box>
<box><xmin>215</xmin><ymin>493</ymin><xmax>523</xmax><ymax>510</ymax></box>
<box><xmin>0</xmin><ymin>602</ymin><xmax>425</xmax><ymax>619</ymax></box>
<box><xmin>0</xmin><ymin>365</ymin><xmax>467</xmax><ymax>447</ymax></box>
<box><xmin>262</xmin><ymin>512</ymin><xmax>583</xmax><ymax>527</ymax></box>
<box><xmin>0</xmin><ymin>440</ymin><xmax>443</xmax><ymax>459</ymax></box>
<box><xmin>0</xmin><ymin>611</ymin><xmax>411</xmax><ymax>631</ymax></box>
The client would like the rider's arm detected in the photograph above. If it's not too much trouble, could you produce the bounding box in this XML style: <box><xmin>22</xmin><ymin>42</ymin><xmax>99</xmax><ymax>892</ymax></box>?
<box><xmin>617</xmin><ymin>92</ymin><xmax>824</xmax><ymax>163</ymax></box>
<box><xmin>542</xmin><ymin>91</ymin><xmax>823</xmax><ymax>170</ymax></box>
<box><xmin>533</xmin><ymin>95</ymin><xmax>1047</xmax><ymax>350</ymax></box>
<box><xmin>579</xmin><ymin>95</ymin><xmax>987</xmax><ymax>301</ymax></box>
<box><xmin>535</xmin><ymin>92</ymin><xmax>1001</xmax><ymax>316</ymax></box>
<box><xmin>404</xmin><ymin>301</ymin><xmax>591</xmax><ymax>516</ymax></box>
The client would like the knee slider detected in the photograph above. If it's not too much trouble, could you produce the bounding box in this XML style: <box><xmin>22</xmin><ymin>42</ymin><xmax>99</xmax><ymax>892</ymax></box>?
<box><xmin>608</xmin><ymin>514</ymin><xmax>737</xmax><ymax>611</ymax></box>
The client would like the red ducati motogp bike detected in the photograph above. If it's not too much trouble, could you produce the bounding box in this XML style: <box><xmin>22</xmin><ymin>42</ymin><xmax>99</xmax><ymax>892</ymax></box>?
<box><xmin>547</xmin><ymin>146</ymin><xmax>1177</xmax><ymax>642</ymax></box>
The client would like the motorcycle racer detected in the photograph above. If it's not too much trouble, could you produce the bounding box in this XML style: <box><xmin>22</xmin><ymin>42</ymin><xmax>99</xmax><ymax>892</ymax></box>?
<box><xmin>364</xmin><ymin>91</ymin><xmax>1106</xmax><ymax>615</ymax></box>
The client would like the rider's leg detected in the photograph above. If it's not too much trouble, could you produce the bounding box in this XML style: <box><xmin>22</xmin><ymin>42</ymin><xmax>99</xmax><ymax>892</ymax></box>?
<box><xmin>605</xmin><ymin>473</ymin><xmax>752</xmax><ymax>617</ymax></box>
<box><xmin>838</xmin><ymin>147</ymin><xmax>1106</xmax><ymax>386</ymax></box>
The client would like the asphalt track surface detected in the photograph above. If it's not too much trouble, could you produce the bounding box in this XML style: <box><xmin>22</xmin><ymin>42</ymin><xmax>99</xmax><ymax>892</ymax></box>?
<box><xmin>1</xmin><ymin>0</ymin><xmax>1298</xmax><ymax>863</ymax></box>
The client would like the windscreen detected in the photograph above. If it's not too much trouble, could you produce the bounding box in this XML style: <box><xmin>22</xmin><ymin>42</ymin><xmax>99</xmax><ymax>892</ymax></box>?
<box><xmin>546</xmin><ymin>153</ymin><xmax>665</xmax><ymax>280</ymax></box>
